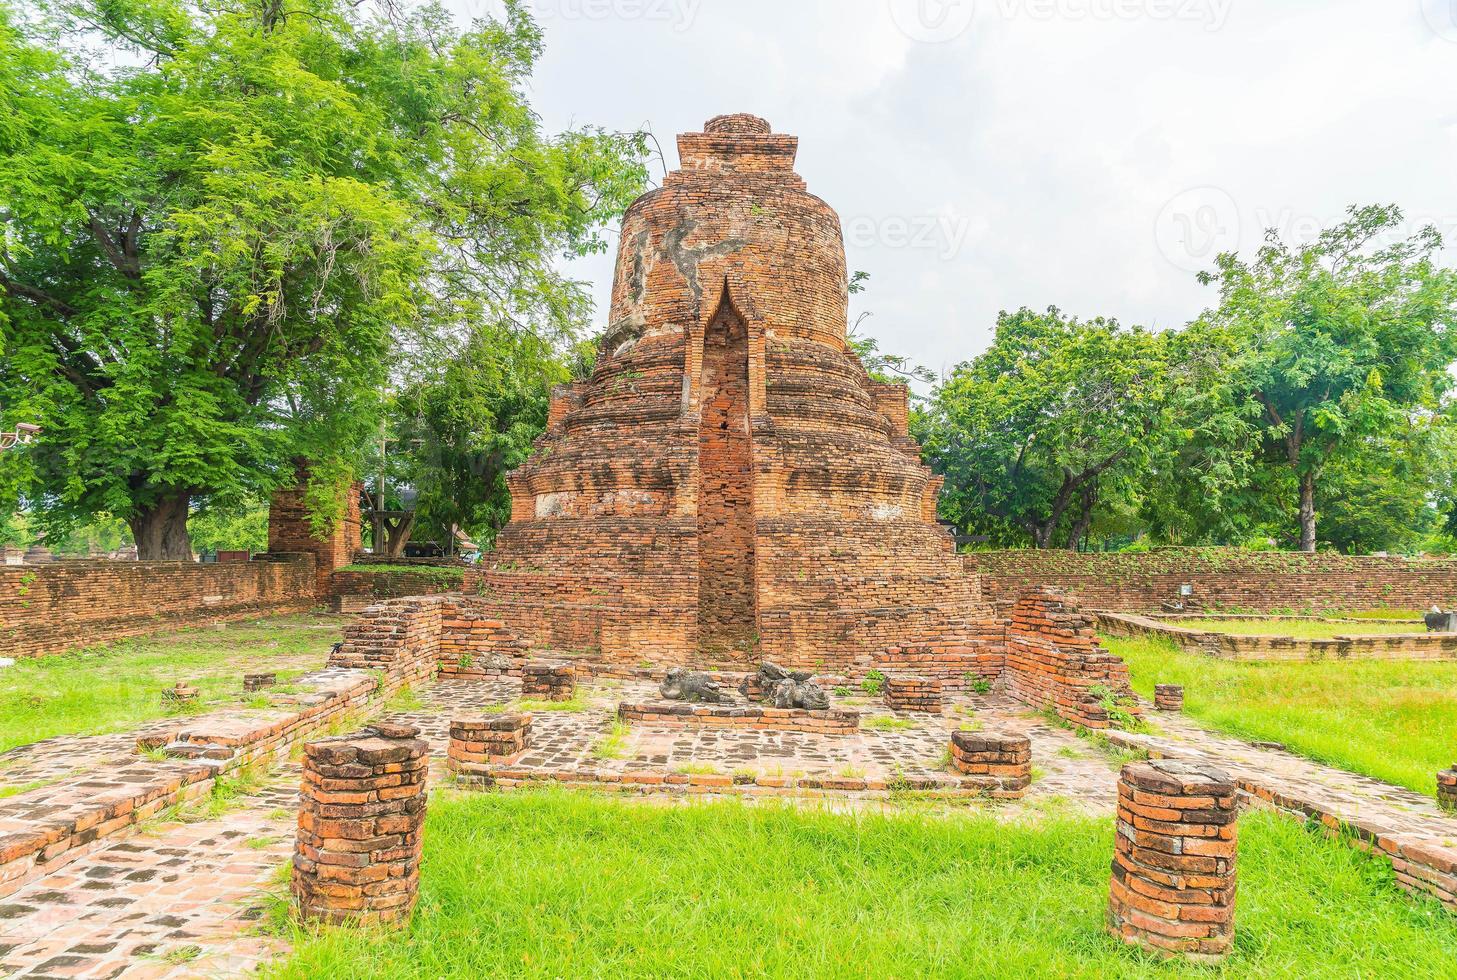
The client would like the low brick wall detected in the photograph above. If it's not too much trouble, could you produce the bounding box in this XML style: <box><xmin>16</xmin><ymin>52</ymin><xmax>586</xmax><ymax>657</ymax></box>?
<box><xmin>328</xmin><ymin>568</ymin><xmax>466</xmax><ymax>604</ymax></box>
<box><xmin>1096</xmin><ymin>612</ymin><xmax>1457</xmax><ymax>662</ymax></box>
<box><xmin>0</xmin><ymin>555</ymin><xmax>317</xmax><ymax>658</ymax></box>
<box><xmin>617</xmin><ymin>702</ymin><xmax>861</xmax><ymax>735</ymax></box>
<box><xmin>970</xmin><ymin>548</ymin><xmax>1457</xmax><ymax>614</ymax></box>
<box><xmin>1004</xmin><ymin>590</ymin><xmax>1142</xmax><ymax>729</ymax></box>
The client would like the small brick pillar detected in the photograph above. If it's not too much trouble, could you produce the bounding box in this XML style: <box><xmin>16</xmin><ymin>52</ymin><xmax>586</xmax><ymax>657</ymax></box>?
<box><xmin>1438</xmin><ymin>767</ymin><xmax>1457</xmax><ymax>812</ymax></box>
<box><xmin>1154</xmin><ymin>685</ymin><xmax>1184</xmax><ymax>712</ymax></box>
<box><xmin>448</xmin><ymin>715</ymin><xmax>533</xmax><ymax>782</ymax></box>
<box><xmin>884</xmin><ymin>675</ymin><xmax>944</xmax><ymax>713</ymax></box>
<box><xmin>522</xmin><ymin>662</ymin><xmax>576</xmax><ymax>702</ymax></box>
<box><xmin>293</xmin><ymin>723</ymin><xmax>429</xmax><ymax>927</ymax></box>
<box><xmin>1109</xmin><ymin>760</ymin><xmax>1238</xmax><ymax>962</ymax></box>
<box><xmin>244</xmin><ymin>672</ymin><xmax>277</xmax><ymax>692</ymax></box>
<box><xmin>949</xmin><ymin>731</ymin><xmax>1031</xmax><ymax>798</ymax></box>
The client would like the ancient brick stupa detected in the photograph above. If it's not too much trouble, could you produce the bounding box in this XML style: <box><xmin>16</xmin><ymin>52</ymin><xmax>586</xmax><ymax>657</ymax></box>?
<box><xmin>476</xmin><ymin>114</ymin><xmax>996</xmax><ymax>670</ymax></box>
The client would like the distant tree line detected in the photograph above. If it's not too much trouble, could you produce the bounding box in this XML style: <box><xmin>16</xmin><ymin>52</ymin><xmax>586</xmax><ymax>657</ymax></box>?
<box><xmin>917</xmin><ymin>206</ymin><xmax>1457</xmax><ymax>554</ymax></box>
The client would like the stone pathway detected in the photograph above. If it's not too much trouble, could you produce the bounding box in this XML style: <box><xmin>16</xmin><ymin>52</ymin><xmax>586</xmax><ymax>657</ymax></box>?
<box><xmin>1129</xmin><ymin>713</ymin><xmax>1457</xmax><ymax>841</ymax></box>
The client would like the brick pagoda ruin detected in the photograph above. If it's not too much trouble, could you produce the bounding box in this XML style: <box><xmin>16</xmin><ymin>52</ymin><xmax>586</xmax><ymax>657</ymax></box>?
<box><xmin>331</xmin><ymin>115</ymin><xmax>1141</xmax><ymax>728</ymax></box>
<box><xmin>471</xmin><ymin>113</ymin><xmax>995</xmax><ymax>670</ymax></box>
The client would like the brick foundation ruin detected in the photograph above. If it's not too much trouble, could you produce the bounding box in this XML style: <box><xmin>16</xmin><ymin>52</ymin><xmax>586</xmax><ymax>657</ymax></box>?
<box><xmin>1004</xmin><ymin>590</ymin><xmax>1142</xmax><ymax>729</ymax></box>
<box><xmin>293</xmin><ymin>723</ymin><xmax>429</xmax><ymax>927</ymax></box>
<box><xmin>522</xmin><ymin>662</ymin><xmax>576</xmax><ymax>702</ymax></box>
<box><xmin>883</xmin><ymin>675</ymin><xmax>944</xmax><ymax>713</ymax></box>
<box><xmin>949</xmin><ymin>731</ymin><xmax>1031</xmax><ymax>798</ymax></box>
<box><xmin>448</xmin><ymin>715</ymin><xmax>533</xmax><ymax>783</ymax></box>
<box><xmin>1108</xmin><ymin>760</ymin><xmax>1238</xmax><ymax>962</ymax></box>
<box><xmin>617</xmin><ymin>702</ymin><xmax>860</xmax><ymax>735</ymax></box>
<box><xmin>1154</xmin><ymin>685</ymin><xmax>1184</xmax><ymax>712</ymax></box>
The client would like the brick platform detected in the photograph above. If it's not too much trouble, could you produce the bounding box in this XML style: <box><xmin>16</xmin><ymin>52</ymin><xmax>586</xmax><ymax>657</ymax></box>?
<box><xmin>293</xmin><ymin>723</ymin><xmax>429</xmax><ymax>927</ymax></box>
<box><xmin>883</xmin><ymin>675</ymin><xmax>944</xmax><ymax>713</ymax></box>
<box><xmin>448</xmin><ymin>715</ymin><xmax>533</xmax><ymax>782</ymax></box>
<box><xmin>522</xmin><ymin>662</ymin><xmax>577</xmax><ymax>702</ymax></box>
<box><xmin>1154</xmin><ymin>685</ymin><xmax>1184</xmax><ymax>712</ymax></box>
<box><xmin>617</xmin><ymin>702</ymin><xmax>861</xmax><ymax>735</ymax></box>
<box><xmin>1108</xmin><ymin>760</ymin><xmax>1238</xmax><ymax>962</ymax></box>
<box><xmin>949</xmin><ymin>731</ymin><xmax>1031</xmax><ymax>798</ymax></box>
<box><xmin>1439</xmin><ymin>767</ymin><xmax>1457</xmax><ymax>812</ymax></box>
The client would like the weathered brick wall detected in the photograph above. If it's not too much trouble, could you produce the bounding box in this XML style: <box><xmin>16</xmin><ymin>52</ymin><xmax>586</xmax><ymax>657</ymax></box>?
<box><xmin>1096</xmin><ymin>611</ymin><xmax>1457</xmax><ymax>661</ymax></box>
<box><xmin>330</xmin><ymin>569</ymin><xmax>463</xmax><ymax>601</ymax></box>
<box><xmin>1004</xmin><ymin>589</ymin><xmax>1142</xmax><ymax>729</ymax></box>
<box><xmin>268</xmin><ymin>475</ymin><xmax>362</xmax><ymax>594</ymax></box>
<box><xmin>970</xmin><ymin>548</ymin><xmax>1457</xmax><ymax>614</ymax></box>
<box><xmin>0</xmin><ymin>556</ymin><xmax>316</xmax><ymax>658</ymax></box>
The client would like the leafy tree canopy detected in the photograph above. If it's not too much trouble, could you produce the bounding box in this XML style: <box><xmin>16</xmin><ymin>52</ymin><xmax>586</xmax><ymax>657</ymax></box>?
<box><xmin>0</xmin><ymin>0</ymin><xmax>648</xmax><ymax>558</ymax></box>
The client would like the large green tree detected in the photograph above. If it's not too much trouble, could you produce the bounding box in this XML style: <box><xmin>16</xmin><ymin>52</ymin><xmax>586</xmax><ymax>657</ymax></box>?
<box><xmin>389</xmin><ymin>325</ymin><xmax>571</xmax><ymax>555</ymax></box>
<box><xmin>922</xmin><ymin>308</ymin><xmax>1174</xmax><ymax>549</ymax></box>
<box><xmin>1194</xmin><ymin>205</ymin><xmax>1457</xmax><ymax>551</ymax></box>
<box><xmin>0</xmin><ymin>0</ymin><xmax>646</xmax><ymax>558</ymax></box>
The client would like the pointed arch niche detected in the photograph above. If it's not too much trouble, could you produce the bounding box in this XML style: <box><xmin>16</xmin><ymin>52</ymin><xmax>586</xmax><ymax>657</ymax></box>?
<box><xmin>696</xmin><ymin>291</ymin><xmax>759</xmax><ymax>656</ymax></box>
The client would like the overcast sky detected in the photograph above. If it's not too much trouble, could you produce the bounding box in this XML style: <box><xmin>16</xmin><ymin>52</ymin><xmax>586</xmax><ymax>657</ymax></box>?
<box><xmin>448</xmin><ymin>0</ymin><xmax>1457</xmax><ymax>379</ymax></box>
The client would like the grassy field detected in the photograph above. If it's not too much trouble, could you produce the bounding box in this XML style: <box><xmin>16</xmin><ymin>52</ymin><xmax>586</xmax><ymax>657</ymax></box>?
<box><xmin>1108</xmin><ymin>635</ymin><xmax>1457</xmax><ymax>795</ymax></box>
<box><xmin>0</xmin><ymin>613</ymin><xmax>345</xmax><ymax>753</ymax></box>
<box><xmin>267</xmin><ymin>790</ymin><xmax>1457</xmax><ymax>979</ymax></box>
<box><xmin>1172</xmin><ymin>617</ymin><xmax>1426</xmax><ymax>638</ymax></box>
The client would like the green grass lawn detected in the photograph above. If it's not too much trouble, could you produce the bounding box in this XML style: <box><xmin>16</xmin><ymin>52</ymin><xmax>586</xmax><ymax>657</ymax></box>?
<box><xmin>267</xmin><ymin>790</ymin><xmax>1457</xmax><ymax>979</ymax></box>
<box><xmin>1107</xmin><ymin>635</ymin><xmax>1457</xmax><ymax>796</ymax></box>
<box><xmin>0</xmin><ymin>613</ymin><xmax>345</xmax><ymax>753</ymax></box>
<box><xmin>1171</xmin><ymin>617</ymin><xmax>1426</xmax><ymax>638</ymax></box>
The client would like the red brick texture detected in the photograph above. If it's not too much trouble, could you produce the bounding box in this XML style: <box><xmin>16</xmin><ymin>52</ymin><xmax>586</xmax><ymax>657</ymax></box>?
<box><xmin>521</xmin><ymin>662</ymin><xmax>576</xmax><ymax>702</ymax></box>
<box><xmin>883</xmin><ymin>675</ymin><xmax>944</xmax><ymax>713</ymax></box>
<box><xmin>448</xmin><ymin>715</ymin><xmax>533</xmax><ymax>782</ymax></box>
<box><xmin>1154</xmin><ymin>685</ymin><xmax>1184</xmax><ymax>712</ymax></box>
<box><xmin>616</xmin><ymin>702</ymin><xmax>861</xmax><ymax>735</ymax></box>
<box><xmin>455</xmin><ymin>114</ymin><xmax>995</xmax><ymax>670</ymax></box>
<box><xmin>1109</xmin><ymin>760</ymin><xmax>1238</xmax><ymax>962</ymax></box>
<box><xmin>1004</xmin><ymin>590</ymin><xmax>1142</xmax><ymax>730</ymax></box>
<box><xmin>267</xmin><ymin>475</ymin><xmax>362</xmax><ymax>595</ymax></box>
<box><xmin>971</xmin><ymin>547</ymin><xmax>1457</xmax><ymax>615</ymax></box>
<box><xmin>949</xmin><ymin>731</ymin><xmax>1031</xmax><ymax>798</ymax></box>
<box><xmin>1439</xmin><ymin>768</ymin><xmax>1457</xmax><ymax>813</ymax></box>
<box><xmin>293</xmin><ymin>723</ymin><xmax>429</xmax><ymax>928</ymax></box>
<box><xmin>0</xmin><ymin>556</ymin><xmax>315</xmax><ymax>659</ymax></box>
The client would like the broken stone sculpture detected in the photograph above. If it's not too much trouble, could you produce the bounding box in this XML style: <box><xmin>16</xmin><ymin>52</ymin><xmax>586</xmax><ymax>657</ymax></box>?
<box><xmin>660</xmin><ymin>667</ymin><xmax>734</xmax><ymax>704</ymax></box>
<box><xmin>742</xmin><ymin>661</ymin><xmax>830</xmax><ymax>710</ymax></box>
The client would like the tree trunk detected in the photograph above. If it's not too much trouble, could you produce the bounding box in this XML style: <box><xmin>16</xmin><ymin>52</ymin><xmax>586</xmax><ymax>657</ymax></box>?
<box><xmin>128</xmin><ymin>492</ymin><xmax>193</xmax><ymax>560</ymax></box>
<box><xmin>1298</xmin><ymin>472</ymin><xmax>1317</xmax><ymax>553</ymax></box>
<box><xmin>1065</xmin><ymin>484</ymin><xmax>1097</xmax><ymax>551</ymax></box>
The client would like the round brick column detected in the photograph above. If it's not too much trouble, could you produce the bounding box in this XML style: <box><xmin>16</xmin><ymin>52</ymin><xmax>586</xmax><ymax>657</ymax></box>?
<box><xmin>1154</xmin><ymin>685</ymin><xmax>1184</xmax><ymax>712</ymax></box>
<box><xmin>1108</xmin><ymin>760</ymin><xmax>1238</xmax><ymax>961</ymax></box>
<box><xmin>293</xmin><ymin>722</ymin><xmax>429</xmax><ymax>927</ymax></box>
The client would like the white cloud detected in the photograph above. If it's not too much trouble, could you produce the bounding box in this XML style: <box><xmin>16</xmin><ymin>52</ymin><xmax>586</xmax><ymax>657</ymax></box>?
<box><xmin>444</xmin><ymin>0</ymin><xmax>1457</xmax><ymax>374</ymax></box>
